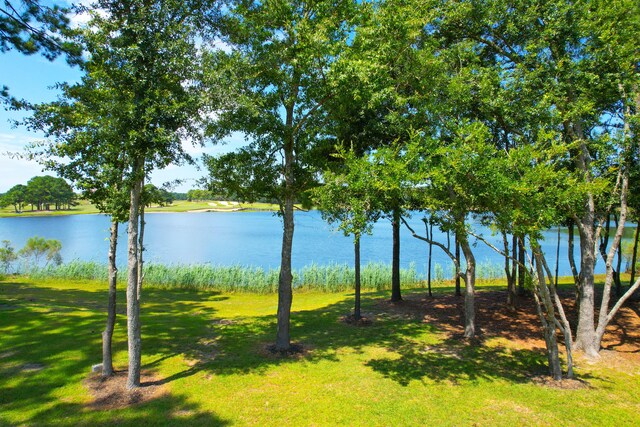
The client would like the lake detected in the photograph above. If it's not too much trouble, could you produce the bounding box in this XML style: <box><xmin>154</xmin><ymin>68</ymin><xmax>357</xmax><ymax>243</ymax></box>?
<box><xmin>0</xmin><ymin>211</ymin><xmax>631</xmax><ymax>277</ymax></box>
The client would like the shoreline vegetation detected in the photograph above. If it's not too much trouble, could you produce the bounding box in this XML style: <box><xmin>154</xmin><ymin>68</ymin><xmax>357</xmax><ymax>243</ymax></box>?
<box><xmin>0</xmin><ymin>200</ymin><xmax>285</xmax><ymax>218</ymax></box>
<box><xmin>9</xmin><ymin>259</ymin><xmax>556</xmax><ymax>293</ymax></box>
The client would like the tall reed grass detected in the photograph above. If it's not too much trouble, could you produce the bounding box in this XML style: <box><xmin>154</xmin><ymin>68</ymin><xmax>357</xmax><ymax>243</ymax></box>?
<box><xmin>25</xmin><ymin>260</ymin><xmax>424</xmax><ymax>293</ymax></box>
<box><xmin>23</xmin><ymin>259</ymin><xmax>507</xmax><ymax>292</ymax></box>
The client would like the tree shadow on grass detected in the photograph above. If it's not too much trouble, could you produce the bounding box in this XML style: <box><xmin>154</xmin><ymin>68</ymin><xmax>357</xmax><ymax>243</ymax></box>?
<box><xmin>5</xmin><ymin>393</ymin><xmax>230</xmax><ymax>426</ymax></box>
<box><xmin>365</xmin><ymin>338</ymin><xmax>551</xmax><ymax>387</ymax></box>
<box><xmin>0</xmin><ymin>281</ymin><xmax>604</xmax><ymax>425</ymax></box>
<box><xmin>169</xmin><ymin>289</ymin><xmax>562</xmax><ymax>387</ymax></box>
<box><xmin>0</xmin><ymin>281</ymin><xmax>229</xmax><ymax>425</ymax></box>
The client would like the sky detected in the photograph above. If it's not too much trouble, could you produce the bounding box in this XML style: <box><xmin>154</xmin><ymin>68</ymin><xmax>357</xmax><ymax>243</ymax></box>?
<box><xmin>0</xmin><ymin>2</ymin><xmax>243</xmax><ymax>194</ymax></box>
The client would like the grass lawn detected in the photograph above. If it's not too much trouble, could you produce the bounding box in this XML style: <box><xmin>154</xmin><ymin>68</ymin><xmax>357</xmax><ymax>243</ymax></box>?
<box><xmin>0</xmin><ymin>200</ymin><xmax>100</xmax><ymax>217</ymax></box>
<box><xmin>1</xmin><ymin>277</ymin><xmax>639</xmax><ymax>426</ymax></box>
<box><xmin>0</xmin><ymin>200</ymin><xmax>284</xmax><ymax>218</ymax></box>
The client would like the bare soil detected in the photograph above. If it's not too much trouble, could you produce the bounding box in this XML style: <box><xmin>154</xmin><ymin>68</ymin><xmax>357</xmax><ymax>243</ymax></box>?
<box><xmin>84</xmin><ymin>370</ymin><xmax>167</xmax><ymax>410</ymax></box>
<box><xmin>340</xmin><ymin>313</ymin><xmax>374</xmax><ymax>326</ymax></box>
<box><xmin>379</xmin><ymin>289</ymin><xmax>640</xmax><ymax>367</ymax></box>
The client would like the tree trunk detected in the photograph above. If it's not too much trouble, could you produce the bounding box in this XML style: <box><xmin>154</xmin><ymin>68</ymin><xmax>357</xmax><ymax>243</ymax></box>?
<box><xmin>126</xmin><ymin>172</ymin><xmax>143</xmax><ymax>389</ymax></box>
<box><xmin>599</xmin><ymin>213</ymin><xmax>622</xmax><ymax>297</ymax></box>
<box><xmin>275</xmin><ymin>121</ymin><xmax>295</xmax><ymax>350</ymax></box>
<box><xmin>102</xmin><ymin>219</ymin><xmax>118</xmax><ymax>377</ymax></box>
<box><xmin>539</xmin><ymin>251</ymin><xmax>574</xmax><ymax>378</ymax></box>
<box><xmin>455</xmin><ymin>236</ymin><xmax>462</xmax><ymax>297</ymax></box>
<box><xmin>532</xmin><ymin>247</ymin><xmax>563</xmax><ymax>380</ymax></box>
<box><xmin>390</xmin><ymin>208</ymin><xmax>402</xmax><ymax>302</ymax></box>
<box><xmin>354</xmin><ymin>234</ymin><xmax>361</xmax><ymax>320</ymax></box>
<box><xmin>614</xmin><ymin>215</ymin><xmax>623</xmax><ymax>297</ymax></box>
<box><xmin>554</xmin><ymin>226</ymin><xmax>561</xmax><ymax>288</ymax></box>
<box><xmin>137</xmin><ymin>203</ymin><xmax>145</xmax><ymax>301</ymax></box>
<box><xmin>458</xmin><ymin>232</ymin><xmax>476</xmax><ymax>338</ymax></box>
<box><xmin>503</xmin><ymin>231</ymin><xmax>515</xmax><ymax>309</ymax></box>
<box><xmin>517</xmin><ymin>237</ymin><xmax>526</xmax><ymax>295</ymax></box>
<box><xmin>595</xmin><ymin>173</ymin><xmax>632</xmax><ymax>347</ymax></box>
<box><xmin>426</xmin><ymin>220</ymin><xmax>433</xmax><ymax>298</ymax></box>
<box><xmin>573</xmin><ymin>209</ymin><xmax>599</xmax><ymax>359</ymax></box>
<box><xmin>630</xmin><ymin>219</ymin><xmax>639</xmax><ymax>287</ymax></box>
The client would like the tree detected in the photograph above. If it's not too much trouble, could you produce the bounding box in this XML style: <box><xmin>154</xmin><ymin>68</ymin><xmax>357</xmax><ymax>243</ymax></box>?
<box><xmin>2</xmin><ymin>184</ymin><xmax>26</xmax><ymax>212</ymax></box>
<box><xmin>313</xmin><ymin>148</ymin><xmax>381</xmax><ymax>321</ymax></box>
<box><xmin>24</xmin><ymin>0</ymin><xmax>208</xmax><ymax>387</ymax></box>
<box><xmin>19</xmin><ymin>236</ymin><xmax>62</xmax><ymax>268</ymax></box>
<box><xmin>0</xmin><ymin>240</ymin><xmax>18</xmax><ymax>273</ymax></box>
<box><xmin>204</xmin><ymin>0</ymin><xmax>357</xmax><ymax>351</ymax></box>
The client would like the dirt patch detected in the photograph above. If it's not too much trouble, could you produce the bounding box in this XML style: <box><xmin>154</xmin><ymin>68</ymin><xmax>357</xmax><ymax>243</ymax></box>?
<box><xmin>530</xmin><ymin>375</ymin><xmax>591</xmax><ymax>390</ymax></box>
<box><xmin>377</xmin><ymin>290</ymin><xmax>640</xmax><ymax>369</ymax></box>
<box><xmin>84</xmin><ymin>370</ymin><xmax>167</xmax><ymax>410</ymax></box>
<box><xmin>260</xmin><ymin>342</ymin><xmax>308</xmax><ymax>358</ymax></box>
<box><xmin>340</xmin><ymin>314</ymin><xmax>374</xmax><ymax>326</ymax></box>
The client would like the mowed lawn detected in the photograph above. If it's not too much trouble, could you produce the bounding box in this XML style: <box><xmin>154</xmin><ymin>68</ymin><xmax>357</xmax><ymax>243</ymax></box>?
<box><xmin>1</xmin><ymin>278</ymin><xmax>639</xmax><ymax>426</ymax></box>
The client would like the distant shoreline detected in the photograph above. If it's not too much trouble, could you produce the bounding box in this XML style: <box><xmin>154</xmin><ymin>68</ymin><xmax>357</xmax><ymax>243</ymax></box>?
<box><xmin>0</xmin><ymin>200</ymin><xmax>286</xmax><ymax>218</ymax></box>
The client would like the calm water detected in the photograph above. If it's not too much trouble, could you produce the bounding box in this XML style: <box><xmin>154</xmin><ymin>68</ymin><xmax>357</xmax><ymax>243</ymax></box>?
<box><xmin>0</xmin><ymin>210</ymin><xmax>625</xmax><ymax>277</ymax></box>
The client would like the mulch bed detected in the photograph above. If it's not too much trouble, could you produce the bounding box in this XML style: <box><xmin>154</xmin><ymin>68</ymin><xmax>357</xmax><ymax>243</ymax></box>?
<box><xmin>379</xmin><ymin>289</ymin><xmax>640</xmax><ymax>361</ymax></box>
<box><xmin>84</xmin><ymin>370</ymin><xmax>166</xmax><ymax>410</ymax></box>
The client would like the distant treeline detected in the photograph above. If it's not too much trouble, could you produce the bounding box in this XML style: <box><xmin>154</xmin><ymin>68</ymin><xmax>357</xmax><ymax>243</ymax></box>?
<box><xmin>0</xmin><ymin>176</ymin><xmax>76</xmax><ymax>212</ymax></box>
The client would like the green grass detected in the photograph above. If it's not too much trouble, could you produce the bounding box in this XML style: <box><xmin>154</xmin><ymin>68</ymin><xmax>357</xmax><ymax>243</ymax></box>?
<box><xmin>1</xmin><ymin>277</ymin><xmax>639</xmax><ymax>426</ymax></box>
<box><xmin>0</xmin><ymin>200</ymin><xmax>283</xmax><ymax>217</ymax></box>
<box><xmin>0</xmin><ymin>200</ymin><xmax>100</xmax><ymax>217</ymax></box>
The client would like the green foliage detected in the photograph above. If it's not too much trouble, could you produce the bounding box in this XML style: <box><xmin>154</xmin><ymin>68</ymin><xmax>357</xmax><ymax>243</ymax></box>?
<box><xmin>313</xmin><ymin>147</ymin><xmax>383</xmax><ymax>240</ymax></box>
<box><xmin>203</xmin><ymin>0</ymin><xmax>359</xmax><ymax>208</ymax></box>
<box><xmin>0</xmin><ymin>240</ymin><xmax>18</xmax><ymax>273</ymax></box>
<box><xmin>142</xmin><ymin>184</ymin><xmax>173</xmax><ymax>207</ymax></box>
<box><xmin>1</xmin><ymin>184</ymin><xmax>27</xmax><ymax>212</ymax></box>
<box><xmin>18</xmin><ymin>236</ymin><xmax>62</xmax><ymax>268</ymax></box>
<box><xmin>186</xmin><ymin>189</ymin><xmax>214</xmax><ymax>202</ymax></box>
<box><xmin>23</xmin><ymin>0</ymin><xmax>208</xmax><ymax>222</ymax></box>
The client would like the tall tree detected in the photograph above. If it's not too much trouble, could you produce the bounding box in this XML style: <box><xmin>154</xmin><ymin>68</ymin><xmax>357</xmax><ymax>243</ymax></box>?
<box><xmin>204</xmin><ymin>0</ymin><xmax>357</xmax><ymax>351</ymax></box>
<box><xmin>24</xmin><ymin>0</ymin><xmax>207</xmax><ymax>387</ymax></box>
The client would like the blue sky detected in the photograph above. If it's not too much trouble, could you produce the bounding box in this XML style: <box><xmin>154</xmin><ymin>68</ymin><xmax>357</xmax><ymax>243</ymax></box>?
<box><xmin>0</xmin><ymin>4</ymin><xmax>243</xmax><ymax>194</ymax></box>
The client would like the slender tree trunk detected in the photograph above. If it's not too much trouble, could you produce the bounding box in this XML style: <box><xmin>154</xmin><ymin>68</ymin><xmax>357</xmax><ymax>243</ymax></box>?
<box><xmin>511</xmin><ymin>234</ymin><xmax>517</xmax><ymax>295</ymax></box>
<box><xmin>595</xmin><ymin>173</ymin><xmax>634</xmax><ymax>347</ymax></box>
<box><xmin>455</xmin><ymin>236</ymin><xmax>462</xmax><ymax>297</ymax></box>
<box><xmin>390</xmin><ymin>208</ymin><xmax>402</xmax><ymax>302</ymax></box>
<box><xmin>567</xmin><ymin>219</ymin><xmax>582</xmax><ymax>308</ymax></box>
<box><xmin>275</xmin><ymin>121</ymin><xmax>295</xmax><ymax>350</ymax></box>
<box><xmin>517</xmin><ymin>237</ymin><xmax>526</xmax><ymax>296</ymax></box>
<box><xmin>426</xmin><ymin>220</ymin><xmax>433</xmax><ymax>298</ymax></box>
<box><xmin>458</xmin><ymin>232</ymin><xmax>476</xmax><ymax>338</ymax></box>
<box><xmin>555</xmin><ymin>226</ymin><xmax>561</xmax><ymax>288</ymax></box>
<box><xmin>354</xmin><ymin>234</ymin><xmax>361</xmax><ymax>320</ymax></box>
<box><xmin>503</xmin><ymin>231</ymin><xmax>515</xmax><ymax>309</ymax></box>
<box><xmin>126</xmin><ymin>171</ymin><xmax>143</xmax><ymax>389</ymax></box>
<box><xmin>102</xmin><ymin>219</ymin><xmax>118</xmax><ymax>377</ymax></box>
<box><xmin>614</xmin><ymin>215</ymin><xmax>623</xmax><ymax>297</ymax></box>
<box><xmin>599</xmin><ymin>213</ymin><xmax>623</xmax><ymax>296</ymax></box>
<box><xmin>630</xmin><ymin>220</ymin><xmax>639</xmax><ymax>287</ymax></box>
<box><xmin>137</xmin><ymin>203</ymin><xmax>145</xmax><ymax>301</ymax></box>
<box><xmin>531</xmin><ymin>246</ymin><xmax>563</xmax><ymax>380</ymax></box>
<box><xmin>539</xmin><ymin>252</ymin><xmax>574</xmax><ymax>378</ymax></box>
